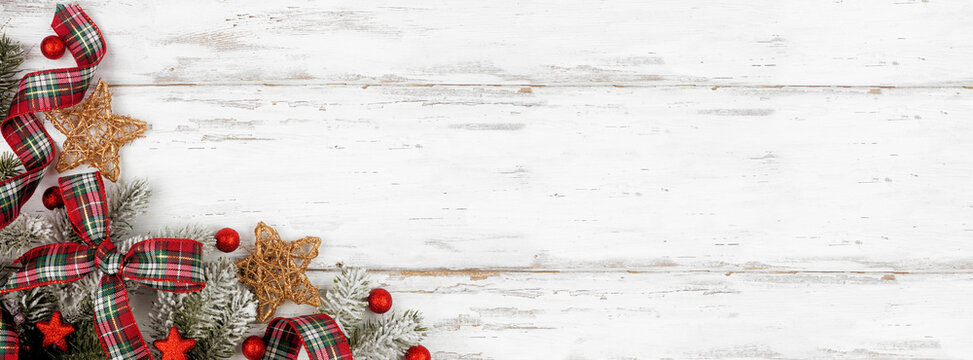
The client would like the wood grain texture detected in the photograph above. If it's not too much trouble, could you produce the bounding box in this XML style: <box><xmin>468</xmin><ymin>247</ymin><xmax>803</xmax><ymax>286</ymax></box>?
<box><xmin>3</xmin><ymin>0</ymin><xmax>973</xmax><ymax>87</ymax></box>
<box><xmin>1</xmin><ymin>0</ymin><xmax>971</xmax><ymax>359</ymax></box>
<box><xmin>22</xmin><ymin>85</ymin><xmax>973</xmax><ymax>272</ymax></box>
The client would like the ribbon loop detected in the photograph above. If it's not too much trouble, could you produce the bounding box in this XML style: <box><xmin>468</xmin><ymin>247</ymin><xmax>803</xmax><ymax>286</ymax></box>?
<box><xmin>264</xmin><ymin>314</ymin><xmax>352</xmax><ymax>360</ymax></box>
<box><xmin>121</xmin><ymin>238</ymin><xmax>204</xmax><ymax>292</ymax></box>
<box><xmin>0</xmin><ymin>243</ymin><xmax>95</xmax><ymax>293</ymax></box>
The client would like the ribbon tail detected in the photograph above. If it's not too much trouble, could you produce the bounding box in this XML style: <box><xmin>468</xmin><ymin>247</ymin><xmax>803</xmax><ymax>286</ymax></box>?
<box><xmin>0</xmin><ymin>307</ymin><xmax>18</xmax><ymax>358</ymax></box>
<box><xmin>94</xmin><ymin>275</ymin><xmax>151</xmax><ymax>360</ymax></box>
<box><xmin>264</xmin><ymin>314</ymin><xmax>352</xmax><ymax>360</ymax></box>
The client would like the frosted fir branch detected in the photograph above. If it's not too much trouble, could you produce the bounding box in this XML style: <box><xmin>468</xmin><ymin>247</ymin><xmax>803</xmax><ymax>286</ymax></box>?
<box><xmin>48</xmin><ymin>208</ymin><xmax>83</xmax><ymax>245</ymax></box>
<box><xmin>351</xmin><ymin>310</ymin><xmax>427</xmax><ymax>360</ymax></box>
<box><xmin>0</xmin><ymin>152</ymin><xmax>22</xmax><ymax>181</ymax></box>
<box><xmin>1</xmin><ymin>286</ymin><xmax>55</xmax><ymax>325</ymax></box>
<box><xmin>56</xmin><ymin>274</ymin><xmax>98</xmax><ymax>324</ymax></box>
<box><xmin>318</xmin><ymin>266</ymin><xmax>370</xmax><ymax>334</ymax></box>
<box><xmin>108</xmin><ymin>178</ymin><xmax>151</xmax><ymax>239</ymax></box>
<box><xmin>318</xmin><ymin>267</ymin><xmax>428</xmax><ymax>359</ymax></box>
<box><xmin>0</xmin><ymin>33</ymin><xmax>25</xmax><ymax>114</ymax></box>
<box><xmin>0</xmin><ymin>214</ymin><xmax>50</xmax><ymax>256</ymax></box>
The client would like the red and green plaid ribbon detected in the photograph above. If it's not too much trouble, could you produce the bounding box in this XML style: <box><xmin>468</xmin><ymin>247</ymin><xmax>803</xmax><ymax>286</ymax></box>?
<box><xmin>264</xmin><ymin>313</ymin><xmax>353</xmax><ymax>360</ymax></box>
<box><xmin>0</xmin><ymin>310</ymin><xmax>15</xmax><ymax>360</ymax></box>
<box><xmin>0</xmin><ymin>3</ymin><xmax>105</xmax><ymax>229</ymax></box>
<box><xmin>0</xmin><ymin>172</ymin><xmax>205</xmax><ymax>360</ymax></box>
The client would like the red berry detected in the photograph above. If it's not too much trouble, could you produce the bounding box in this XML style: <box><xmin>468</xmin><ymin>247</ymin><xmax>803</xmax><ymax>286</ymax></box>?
<box><xmin>367</xmin><ymin>288</ymin><xmax>393</xmax><ymax>314</ymax></box>
<box><xmin>42</xmin><ymin>186</ymin><xmax>63</xmax><ymax>210</ymax></box>
<box><xmin>215</xmin><ymin>227</ymin><xmax>240</xmax><ymax>252</ymax></box>
<box><xmin>404</xmin><ymin>345</ymin><xmax>431</xmax><ymax>360</ymax></box>
<box><xmin>40</xmin><ymin>35</ymin><xmax>65</xmax><ymax>60</ymax></box>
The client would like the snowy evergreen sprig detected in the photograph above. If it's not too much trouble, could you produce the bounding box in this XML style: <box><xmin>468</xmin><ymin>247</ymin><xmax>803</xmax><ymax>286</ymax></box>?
<box><xmin>107</xmin><ymin>178</ymin><xmax>151</xmax><ymax>239</ymax></box>
<box><xmin>318</xmin><ymin>267</ymin><xmax>427</xmax><ymax>360</ymax></box>
<box><xmin>148</xmin><ymin>258</ymin><xmax>257</xmax><ymax>360</ymax></box>
<box><xmin>319</xmin><ymin>266</ymin><xmax>370</xmax><ymax>334</ymax></box>
<box><xmin>0</xmin><ymin>152</ymin><xmax>22</xmax><ymax>180</ymax></box>
<box><xmin>0</xmin><ymin>32</ymin><xmax>25</xmax><ymax>114</ymax></box>
<box><xmin>351</xmin><ymin>309</ymin><xmax>426</xmax><ymax>360</ymax></box>
<box><xmin>0</xmin><ymin>215</ymin><xmax>50</xmax><ymax>256</ymax></box>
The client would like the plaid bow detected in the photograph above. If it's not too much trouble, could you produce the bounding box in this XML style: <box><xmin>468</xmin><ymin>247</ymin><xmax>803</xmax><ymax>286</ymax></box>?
<box><xmin>0</xmin><ymin>172</ymin><xmax>205</xmax><ymax>360</ymax></box>
<box><xmin>264</xmin><ymin>313</ymin><xmax>353</xmax><ymax>360</ymax></box>
<box><xmin>0</xmin><ymin>3</ymin><xmax>105</xmax><ymax>230</ymax></box>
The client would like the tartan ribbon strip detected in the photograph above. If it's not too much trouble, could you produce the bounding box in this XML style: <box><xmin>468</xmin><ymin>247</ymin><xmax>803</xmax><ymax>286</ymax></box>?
<box><xmin>0</xmin><ymin>172</ymin><xmax>205</xmax><ymax>360</ymax></box>
<box><xmin>0</xmin><ymin>4</ymin><xmax>106</xmax><ymax>230</ymax></box>
<box><xmin>0</xmin><ymin>309</ymin><xmax>15</xmax><ymax>359</ymax></box>
<box><xmin>264</xmin><ymin>314</ymin><xmax>353</xmax><ymax>360</ymax></box>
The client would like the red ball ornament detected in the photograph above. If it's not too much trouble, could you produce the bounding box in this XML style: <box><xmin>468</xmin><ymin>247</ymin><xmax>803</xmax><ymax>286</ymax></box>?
<box><xmin>40</xmin><ymin>35</ymin><xmax>66</xmax><ymax>60</ymax></box>
<box><xmin>404</xmin><ymin>345</ymin><xmax>431</xmax><ymax>360</ymax></box>
<box><xmin>42</xmin><ymin>186</ymin><xmax>64</xmax><ymax>210</ymax></box>
<box><xmin>215</xmin><ymin>227</ymin><xmax>240</xmax><ymax>252</ymax></box>
<box><xmin>241</xmin><ymin>336</ymin><xmax>266</xmax><ymax>360</ymax></box>
<box><xmin>367</xmin><ymin>288</ymin><xmax>393</xmax><ymax>314</ymax></box>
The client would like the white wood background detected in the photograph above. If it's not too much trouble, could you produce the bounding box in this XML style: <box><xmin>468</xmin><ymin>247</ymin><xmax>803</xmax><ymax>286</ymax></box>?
<box><xmin>3</xmin><ymin>0</ymin><xmax>973</xmax><ymax>359</ymax></box>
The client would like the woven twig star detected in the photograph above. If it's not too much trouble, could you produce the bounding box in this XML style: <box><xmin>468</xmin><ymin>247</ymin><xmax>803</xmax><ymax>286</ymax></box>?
<box><xmin>44</xmin><ymin>79</ymin><xmax>146</xmax><ymax>182</ymax></box>
<box><xmin>236</xmin><ymin>221</ymin><xmax>322</xmax><ymax>322</ymax></box>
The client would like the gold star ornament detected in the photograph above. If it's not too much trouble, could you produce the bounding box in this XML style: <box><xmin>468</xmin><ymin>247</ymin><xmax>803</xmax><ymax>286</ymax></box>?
<box><xmin>236</xmin><ymin>222</ymin><xmax>323</xmax><ymax>322</ymax></box>
<box><xmin>44</xmin><ymin>79</ymin><xmax>146</xmax><ymax>182</ymax></box>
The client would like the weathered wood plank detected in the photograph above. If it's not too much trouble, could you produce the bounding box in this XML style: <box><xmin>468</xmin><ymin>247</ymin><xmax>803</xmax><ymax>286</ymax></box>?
<box><xmin>202</xmin><ymin>270</ymin><xmax>973</xmax><ymax>359</ymax></box>
<box><xmin>1</xmin><ymin>0</ymin><xmax>971</xmax><ymax>86</ymax></box>
<box><xmin>22</xmin><ymin>84</ymin><xmax>973</xmax><ymax>272</ymax></box>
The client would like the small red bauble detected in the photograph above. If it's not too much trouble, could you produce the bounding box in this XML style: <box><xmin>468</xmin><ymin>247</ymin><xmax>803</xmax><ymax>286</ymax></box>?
<box><xmin>40</xmin><ymin>35</ymin><xmax>66</xmax><ymax>60</ymax></box>
<box><xmin>368</xmin><ymin>288</ymin><xmax>393</xmax><ymax>314</ymax></box>
<box><xmin>404</xmin><ymin>345</ymin><xmax>431</xmax><ymax>360</ymax></box>
<box><xmin>241</xmin><ymin>335</ymin><xmax>266</xmax><ymax>360</ymax></box>
<box><xmin>42</xmin><ymin>186</ymin><xmax>64</xmax><ymax>210</ymax></box>
<box><xmin>215</xmin><ymin>227</ymin><xmax>240</xmax><ymax>252</ymax></box>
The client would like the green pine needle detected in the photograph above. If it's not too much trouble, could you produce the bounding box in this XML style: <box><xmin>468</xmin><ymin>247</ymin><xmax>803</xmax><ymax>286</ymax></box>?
<box><xmin>0</xmin><ymin>33</ymin><xmax>25</xmax><ymax>115</ymax></box>
<box><xmin>0</xmin><ymin>152</ymin><xmax>22</xmax><ymax>181</ymax></box>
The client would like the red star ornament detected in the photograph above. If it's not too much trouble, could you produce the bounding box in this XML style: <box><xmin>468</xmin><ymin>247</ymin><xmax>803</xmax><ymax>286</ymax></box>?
<box><xmin>37</xmin><ymin>311</ymin><xmax>75</xmax><ymax>351</ymax></box>
<box><xmin>153</xmin><ymin>327</ymin><xmax>196</xmax><ymax>360</ymax></box>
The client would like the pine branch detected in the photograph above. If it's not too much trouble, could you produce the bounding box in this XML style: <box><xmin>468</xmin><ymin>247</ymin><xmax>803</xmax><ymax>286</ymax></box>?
<box><xmin>318</xmin><ymin>267</ymin><xmax>428</xmax><ymax>359</ymax></box>
<box><xmin>107</xmin><ymin>178</ymin><xmax>151</xmax><ymax>240</ymax></box>
<box><xmin>48</xmin><ymin>208</ymin><xmax>83</xmax><ymax>245</ymax></box>
<box><xmin>56</xmin><ymin>275</ymin><xmax>98</xmax><ymax>324</ymax></box>
<box><xmin>0</xmin><ymin>214</ymin><xmax>50</xmax><ymax>256</ymax></box>
<box><xmin>351</xmin><ymin>310</ymin><xmax>427</xmax><ymax>360</ymax></box>
<box><xmin>0</xmin><ymin>152</ymin><xmax>22</xmax><ymax>181</ymax></box>
<box><xmin>13</xmin><ymin>287</ymin><xmax>56</xmax><ymax>325</ymax></box>
<box><xmin>318</xmin><ymin>266</ymin><xmax>370</xmax><ymax>334</ymax></box>
<box><xmin>0</xmin><ymin>33</ymin><xmax>24</xmax><ymax>115</ymax></box>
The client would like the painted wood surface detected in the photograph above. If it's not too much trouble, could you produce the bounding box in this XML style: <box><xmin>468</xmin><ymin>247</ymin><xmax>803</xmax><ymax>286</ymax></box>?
<box><xmin>2</xmin><ymin>0</ymin><xmax>972</xmax><ymax>359</ymax></box>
